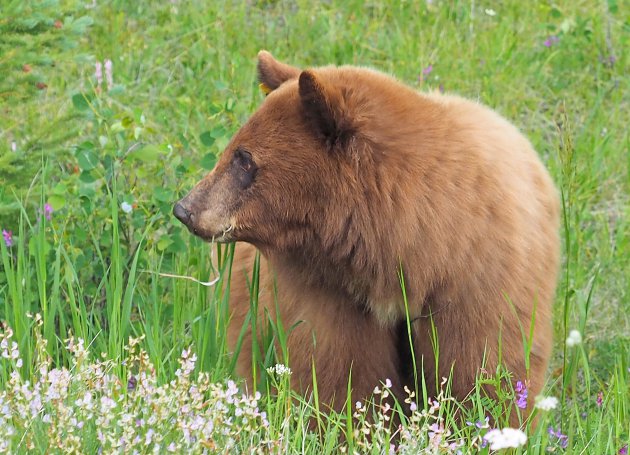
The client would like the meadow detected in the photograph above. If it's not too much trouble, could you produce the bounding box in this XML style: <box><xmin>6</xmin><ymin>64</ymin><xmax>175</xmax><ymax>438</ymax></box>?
<box><xmin>0</xmin><ymin>0</ymin><xmax>628</xmax><ymax>453</ymax></box>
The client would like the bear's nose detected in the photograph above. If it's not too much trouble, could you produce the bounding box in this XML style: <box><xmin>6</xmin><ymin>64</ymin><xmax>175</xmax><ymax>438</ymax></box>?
<box><xmin>173</xmin><ymin>202</ymin><xmax>192</xmax><ymax>225</ymax></box>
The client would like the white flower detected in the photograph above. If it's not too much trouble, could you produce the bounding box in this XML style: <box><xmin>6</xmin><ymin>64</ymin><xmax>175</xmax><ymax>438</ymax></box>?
<box><xmin>484</xmin><ymin>428</ymin><xmax>527</xmax><ymax>450</ymax></box>
<box><xmin>485</xmin><ymin>8</ymin><xmax>497</xmax><ymax>16</ymax></box>
<box><xmin>121</xmin><ymin>202</ymin><xmax>133</xmax><ymax>213</ymax></box>
<box><xmin>266</xmin><ymin>364</ymin><xmax>292</xmax><ymax>376</ymax></box>
<box><xmin>566</xmin><ymin>329</ymin><xmax>582</xmax><ymax>347</ymax></box>
<box><xmin>535</xmin><ymin>395</ymin><xmax>559</xmax><ymax>411</ymax></box>
<box><xmin>384</xmin><ymin>378</ymin><xmax>392</xmax><ymax>388</ymax></box>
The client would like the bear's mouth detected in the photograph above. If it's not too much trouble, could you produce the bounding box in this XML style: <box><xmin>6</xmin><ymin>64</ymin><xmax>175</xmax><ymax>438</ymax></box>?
<box><xmin>192</xmin><ymin>224</ymin><xmax>235</xmax><ymax>244</ymax></box>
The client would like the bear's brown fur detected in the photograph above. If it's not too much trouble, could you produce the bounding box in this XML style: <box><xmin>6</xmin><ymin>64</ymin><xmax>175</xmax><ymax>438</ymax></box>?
<box><xmin>174</xmin><ymin>51</ymin><xmax>560</xmax><ymax>421</ymax></box>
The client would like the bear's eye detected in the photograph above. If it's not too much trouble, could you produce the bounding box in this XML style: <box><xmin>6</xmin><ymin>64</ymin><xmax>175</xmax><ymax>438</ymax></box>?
<box><xmin>233</xmin><ymin>148</ymin><xmax>257</xmax><ymax>188</ymax></box>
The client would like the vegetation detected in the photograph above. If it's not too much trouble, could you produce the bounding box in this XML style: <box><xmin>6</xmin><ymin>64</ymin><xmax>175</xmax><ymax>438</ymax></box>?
<box><xmin>0</xmin><ymin>0</ymin><xmax>628</xmax><ymax>452</ymax></box>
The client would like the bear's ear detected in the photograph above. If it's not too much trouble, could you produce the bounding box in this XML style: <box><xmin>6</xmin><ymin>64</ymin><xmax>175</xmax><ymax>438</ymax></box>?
<box><xmin>257</xmin><ymin>50</ymin><xmax>300</xmax><ymax>94</ymax></box>
<box><xmin>299</xmin><ymin>70</ymin><xmax>349</xmax><ymax>144</ymax></box>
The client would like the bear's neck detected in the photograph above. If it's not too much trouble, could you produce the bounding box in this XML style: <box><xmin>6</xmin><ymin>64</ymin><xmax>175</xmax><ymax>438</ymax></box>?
<box><xmin>262</xmin><ymin>236</ymin><xmax>404</xmax><ymax>322</ymax></box>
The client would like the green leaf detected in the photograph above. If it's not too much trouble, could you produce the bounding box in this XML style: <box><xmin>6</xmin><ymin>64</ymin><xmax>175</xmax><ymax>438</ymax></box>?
<box><xmin>157</xmin><ymin>237</ymin><xmax>173</xmax><ymax>251</ymax></box>
<box><xmin>607</xmin><ymin>0</ymin><xmax>618</xmax><ymax>13</ymax></box>
<box><xmin>153</xmin><ymin>187</ymin><xmax>173</xmax><ymax>203</ymax></box>
<box><xmin>121</xmin><ymin>116</ymin><xmax>133</xmax><ymax>128</ymax></box>
<box><xmin>70</xmin><ymin>15</ymin><xmax>94</xmax><ymax>34</ymax></box>
<box><xmin>72</xmin><ymin>93</ymin><xmax>92</xmax><ymax>111</ymax></box>
<box><xmin>211</xmin><ymin>126</ymin><xmax>227</xmax><ymax>138</ymax></box>
<box><xmin>79</xmin><ymin>170</ymin><xmax>97</xmax><ymax>183</ymax></box>
<box><xmin>128</xmin><ymin>144</ymin><xmax>161</xmax><ymax>162</ymax></box>
<box><xmin>200</xmin><ymin>131</ymin><xmax>215</xmax><ymax>147</ymax></box>
<box><xmin>48</xmin><ymin>195</ymin><xmax>66</xmax><ymax>210</ymax></box>
<box><xmin>76</xmin><ymin>149</ymin><xmax>98</xmax><ymax>171</ymax></box>
<box><xmin>200</xmin><ymin>153</ymin><xmax>217</xmax><ymax>170</ymax></box>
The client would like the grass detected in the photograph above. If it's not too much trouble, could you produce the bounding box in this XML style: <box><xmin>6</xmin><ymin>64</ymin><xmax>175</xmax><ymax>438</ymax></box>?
<box><xmin>0</xmin><ymin>0</ymin><xmax>628</xmax><ymax>453</ymax></box>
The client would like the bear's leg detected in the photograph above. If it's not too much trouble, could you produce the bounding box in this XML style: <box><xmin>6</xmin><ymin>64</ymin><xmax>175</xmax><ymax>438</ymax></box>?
<box><xmin>225</xmin><ymin>243</ymin><xmax>406</xmax><ymax>417</ymax></box>
<box><xmin>411</xmin><ymin>306</ymin><xmax>551</xmax><ymax>427</ymax></box>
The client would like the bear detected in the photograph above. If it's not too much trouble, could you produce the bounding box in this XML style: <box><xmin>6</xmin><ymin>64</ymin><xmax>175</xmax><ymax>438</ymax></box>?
<box><xmin>173</xmin><ymin>50</ymin><xmax>560</xmax><ymax>422</ymax></box>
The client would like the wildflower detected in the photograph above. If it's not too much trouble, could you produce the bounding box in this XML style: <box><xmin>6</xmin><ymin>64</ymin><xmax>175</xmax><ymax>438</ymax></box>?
<box><xmin>2</xmin><ymin>229</ymin><xmax>12</xmax><ymax>247</ymax></box>
<box><xmin>466</xmin><ymin>416</ymin><xmax>490</xmax><ymax>429</ymax></box>
<box><xmin>266</xmin><ymin>364</ymin><xmax>292</xmax><ymax>376</ymax></box>
<box><xmin>104</xmin><ymin>59</ymin><xmax>113</xmax><ymax>90</ymax></box>
<box><xmin>127</xmin><ymin>375</ymin><xmax>137</xmax><ymax>391</ymax></box>
<box><xmin>596</xmin><ymin>391</ymin><xmax>603</xmax><ymax>407</ymax></box>
<box><xmin>355</xmin><ymin>401</ymin><xmax>363</xmax><ymax>410</ymax></box>
<box><xmin>544</xmin><ymin>35</ymin><xmax>560</xmax><ymax>47</ymax></box>
<box><xmin>428</xmin><ymin>422</ymin><xmax>445</xmax><ymax>448</ymax></box>
<box><xmin>484</xmin><ymin>428</ymin><xmax>527</xmax><ymax>450</ymax></box>
<box><xmin>422</xmin><ymin>64</ymin><xmax>433</xmax><ymax>77</ymax></box>
<box><xmin>121</xmin><ymin>202</ymin><xmax>133</xmax><ymax>213</ymax></box>
<box><xmin>384</xmin><ymin>378</ymin><xmax>392</xmax><ymax>388</ymax></box>
<box><xmin>44</xmin><ymin>203</ymin><xmax>53</xmax><ymax>221</ymax></box>
<box><xmin>535</xmin><ymin>395</ymin><xmax>559</xmax><ymax>411</ymax></box>
<box><xmin>95</xmin><ymin>61</ymin><xmax>103</xmax><ymax>89</ymax></box>
<box><xmin>515</xmin><ymin>380</ymin><xmax>528</xmax><ymax>409</ymax></box>
<box><xmin>548</xmin><ymin>426</ymin><xmax>569</xmax><ymax>449</ymax></box>
<box><xmin>566</xmin><ymin>329</ymin><xmax>582</xmax><ymax>347</ymax></box>
<box><xmin>11</xmin><ymin>141</ymin><xmax>16</xmax><ymax>152</ymax></box>
<box><xmin>409</xmin><ymin>401</ymin><xmax>417</xmax><ymax>412</ymax></box>
<box><xmin>619</xmin><ymin>444</ymin><xmax>628</xmax><ymax>455</ymax></box>
<box><xmin>484</xmin><ymin>8</ymin><xmax>497</xmax><ymax>16</ymax></box>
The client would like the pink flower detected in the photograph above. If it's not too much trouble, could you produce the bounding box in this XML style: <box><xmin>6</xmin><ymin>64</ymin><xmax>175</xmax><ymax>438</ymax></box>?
<box><xmin>104</xmin><ymin>59</ymin><xmax>113</xmax><ymax>90</ymax></box>
<box><xmin>596</xmin><ymin>391</ymin><xmax>603</xmax><ymax>407</ymax></box>
<box><xmin>544</xmin><ymin>36</ymin><xmax>560</xmax><ymax>47</ymax></box>
<box><xmin>418</xmin><ymin>65</ymin><xmax>433</xmax><ymax>80</ymax></box>
<box><xmin>95</xmin><ymin>61</ymin><xmax>103</xmax><ymax>89</ymax></box>
<box><xmin>2</xmin><ymin>229</ymin><xmax>12</xmax><ymax>247</ymax></box>
<box><xmin>44</xmin><ymin>203</ymin><xmax>53</xmax><ymax>221</ymax></box>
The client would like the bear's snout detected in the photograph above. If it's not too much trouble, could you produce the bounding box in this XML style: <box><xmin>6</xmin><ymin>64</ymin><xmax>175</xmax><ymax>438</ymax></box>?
<box><xmin>173</xmin><ymin>202</ymin><xmax>193</xmax><ymax>226</ymax></box>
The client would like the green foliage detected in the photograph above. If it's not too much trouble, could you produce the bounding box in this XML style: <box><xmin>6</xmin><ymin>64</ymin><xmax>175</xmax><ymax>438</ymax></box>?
<box><xmin>0</xmin><ymin>0</ymin><xmax>93</xmax><ymax>207</ymax></box>
<box><xmin>0</xmin><ymin>0</ymin><xmax>628</xmax><ymax>452</ymax></box>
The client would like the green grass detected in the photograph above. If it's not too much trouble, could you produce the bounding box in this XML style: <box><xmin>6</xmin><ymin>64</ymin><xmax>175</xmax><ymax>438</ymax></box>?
<box><xmin>0</xmin><ymin>0</ymin><xmax>628</xmax><ymax>453</ymax></box>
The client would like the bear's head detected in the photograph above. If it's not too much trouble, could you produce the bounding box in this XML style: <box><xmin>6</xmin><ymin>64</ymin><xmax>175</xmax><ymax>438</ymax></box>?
<box><xmin>173</xmin><ymin>51</ymin><xmax>371</xmax><ymax>253</ymax></box>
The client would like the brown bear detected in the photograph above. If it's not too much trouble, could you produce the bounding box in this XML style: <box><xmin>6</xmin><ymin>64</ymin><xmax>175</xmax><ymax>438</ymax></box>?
<box><xmin>173</xmin><ymin>51</ymin><xmax>560</xmax><ymax>421</ymax></box>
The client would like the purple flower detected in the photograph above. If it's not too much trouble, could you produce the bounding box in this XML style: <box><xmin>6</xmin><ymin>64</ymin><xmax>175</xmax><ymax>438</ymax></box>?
<box><xmin>418</xmin><ymin>65</ymin><xmax>433</xmax><ymax>80</ymax></box>
<box><xmin>466</xmin><ymin>416</ymin><xmax>490</xmax><ymax>429</ymax></box>
<box><xmin>544</xmin><ymin>35</ymin><xmax>560</xmax><ymax>48</ymax></box>
<box><xmin>2</xmin><ymin>229</ymin><xmax>12</xmax><ymax>247</ymax></box>
<box><xmin>548</xmin><ymin>426</ymin><xmax>569</xmax><ymax>449</ymax></box>
<box><xmin>596</xmin><ymin>391</ymin><xmax>603</xmax><ymax>407</ymax></box>
<box><xmin>44</xmin><ymin>203</ymin><xmax>53</xmax><ymax>221</ymax></box>
<box><xmin>515</xmin><ymin>381</ymin><xmax>528</xmax><ymax>409</ymax></box>
<box><xmin>619</xmin><ymin>444</ymin><xmax>628</xmax><ymax>455</ymax></box>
